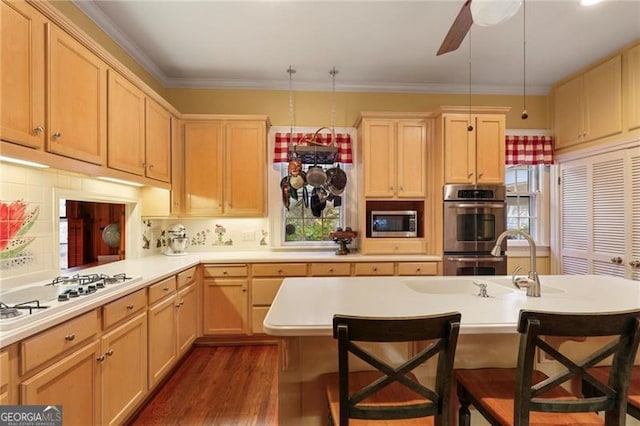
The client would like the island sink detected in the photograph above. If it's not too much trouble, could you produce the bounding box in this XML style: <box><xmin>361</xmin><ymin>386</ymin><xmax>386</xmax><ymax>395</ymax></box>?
<box><xmin>401</xmin><ymin>277</ymin><xmax>515</xmax><ymax>297</ymax></box>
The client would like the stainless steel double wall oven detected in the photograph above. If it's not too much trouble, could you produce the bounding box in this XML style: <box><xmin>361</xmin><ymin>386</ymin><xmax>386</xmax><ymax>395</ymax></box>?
<box><xmin>443</xmin><ymin>184</ymin><xmax>507</xmax><ymax>276</ymax></box>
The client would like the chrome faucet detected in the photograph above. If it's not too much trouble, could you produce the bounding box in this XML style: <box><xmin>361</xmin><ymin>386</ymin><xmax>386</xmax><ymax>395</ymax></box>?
<box><xmin>491</xmin><ymin>229</ymin><xmax>541</xmax><ymax>297</ymax></box>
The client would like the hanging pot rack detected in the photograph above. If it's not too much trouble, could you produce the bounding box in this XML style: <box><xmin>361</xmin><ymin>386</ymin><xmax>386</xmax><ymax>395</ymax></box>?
<box><xmin>289</xmin><ymin>127</ymin><xmax>338</xmax><ymax>165</ymax></box>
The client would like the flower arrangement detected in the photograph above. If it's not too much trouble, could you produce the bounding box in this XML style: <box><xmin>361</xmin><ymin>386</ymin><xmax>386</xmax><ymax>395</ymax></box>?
<box><xmin>0</xmin><ymin>200</ymin><xmax>39</xmax><ymax>260</ymax></box>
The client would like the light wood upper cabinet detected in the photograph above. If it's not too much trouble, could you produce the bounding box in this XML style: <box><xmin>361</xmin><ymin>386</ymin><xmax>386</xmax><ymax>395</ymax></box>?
<box><xmin>625</xmin><ymin>43</ymin><xmax>640</xmax><ymax>132</ymax></box>
<box><xmin>108</xmin><ymin>71</ymin><xmax>171</xmax><ymax>183</ymax></box>
<box><xmin>108</xmin><ymin>70</ymin><xmax>145</xmax><ymax>175</ymax></box>
<box><xmin>443</xmin><ymin>113</ymin><xmax>505</xmax><ymax>184</ymax></box>
<box><xmin>48</xmin><ymin>25</ymin><xmax>107</xmax><ymax>165</ymax></box>
<box><xmin>183</xmin><ymin>118</ymin><xmax>268</xmax><ymax>217</ymax></box>
<box><xmin>184</xmin><ymin>121</ymin><xmax>224</xmax><ymax>215</ymax></box>
<box><xmin>361</xmin><ymin>118</ymin><xmax>427</xmax><ymax>198</ymax></box>
<box><xmin>554</xmin><ymin>55</ymin><xmax>622</xmax><ymax>150</ymax></box>
<box><xmin>225</xmin><ymin>121</ymin><xmax>266</xmax><ymax>215</ymax></box>
<box><xmin>170</xmin><ymin>116</ymin><xmax>184</xmax><ymax>215</ymax></box>
<box><xmin>145</xmin><ymin>98</ymin><xmax>171</xmax><ymax>182</ymax></box>
<box><xmin>0</xmin><ymin>0</ymin><xmax>46</xmax><ymax>148</ymax></box>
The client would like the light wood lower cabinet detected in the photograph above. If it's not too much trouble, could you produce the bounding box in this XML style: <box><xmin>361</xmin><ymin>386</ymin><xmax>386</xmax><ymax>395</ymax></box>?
<box><xmin>21</xmin><ymin>340</ymin><xmax>102</xmax><ymax>426</ymax></box>
<box><xmin>101</xmin><ymin>312</ymin><xmax>147</xmax><ymax>426</ymax></box>
<box><xmin>177</xmin><ymin>283</ymin><xmax>197</xmax><ymax>356</ymax></box>
<box><xmin>203</xmin><ymin>278</ymin><xmax>248</xmax><ymax>335</ymax></box>
<box><xmin>353</xmin><ymin>262</ymin><xmax>395</xmax><ymax>276</ymax></box>
<box><xmin>148</xmin><ymin>293</ymin><xmax>178</xmax><ymax>388</ymax></box>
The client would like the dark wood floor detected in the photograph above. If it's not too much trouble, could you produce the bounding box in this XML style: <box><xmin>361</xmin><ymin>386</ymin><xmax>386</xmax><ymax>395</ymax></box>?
<box><xmin>129</xmin><ymin>345</ymin><xmax>279</xmax><ymax>425</ymax></box>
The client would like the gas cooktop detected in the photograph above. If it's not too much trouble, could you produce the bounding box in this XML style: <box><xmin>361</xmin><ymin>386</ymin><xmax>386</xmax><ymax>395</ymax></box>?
<box><xmin>0</xmin><ymin>273</ymin><xmax>141</xmax><ymax>331</ymax></box>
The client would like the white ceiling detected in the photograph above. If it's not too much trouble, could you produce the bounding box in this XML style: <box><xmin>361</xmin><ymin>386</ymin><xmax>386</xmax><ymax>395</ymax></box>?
<box><xmin>73</xmin><ymin>0</ymin><xmax>640</xmax><ymax>95</ymax></box>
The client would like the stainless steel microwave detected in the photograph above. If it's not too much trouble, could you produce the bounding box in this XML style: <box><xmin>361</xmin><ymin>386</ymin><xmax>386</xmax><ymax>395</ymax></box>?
<box><xmin>371</xmin><ymin>210</ymin><xmax>418</xmax><ymax>237</ymax></box>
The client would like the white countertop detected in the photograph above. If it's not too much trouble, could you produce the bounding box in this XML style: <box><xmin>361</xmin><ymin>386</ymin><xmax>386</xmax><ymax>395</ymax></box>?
<box><xmin>263</xmin><ymin>275</ymin><xmax>640</xmax><ymax>336</ymax></box>
<box><xmin>0</xmin><ymin>251</ymin><xmax>440</xmax><ymax>347</ymax></box>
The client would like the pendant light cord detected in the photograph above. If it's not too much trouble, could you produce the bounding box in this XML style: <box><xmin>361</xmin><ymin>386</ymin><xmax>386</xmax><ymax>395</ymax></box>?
<box><xmin>330</xmin><ymin>67</ymin><xmax>338</xmax><ymax>137</ymax></box>
<box><xmin>287</xmin><ymin>66</ymin><xmax>296</xmax><ymax>143</ymax></box>
<box><xmin>522</xmin><ymin>0</ymin><xmax>529</xmax><ymax>120</ymax></box>
<box><xmin>468</xmin><ymin>28</ymin><xmax>473</xmax><ymax>132</ymax></box>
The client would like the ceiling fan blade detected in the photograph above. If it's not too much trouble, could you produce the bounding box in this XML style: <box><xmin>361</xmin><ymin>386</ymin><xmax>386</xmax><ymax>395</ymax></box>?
<box><xmin>437</xmin><ymin>0</ymin><xmax>474</xmax><ymax>56</ymax></box>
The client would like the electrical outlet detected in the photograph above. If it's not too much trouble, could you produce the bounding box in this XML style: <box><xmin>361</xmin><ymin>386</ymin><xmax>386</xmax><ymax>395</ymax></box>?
<box><xmin>241</xmin><ymin>231</ymin><xmax>256</xmax><ymax>241</ymax></box>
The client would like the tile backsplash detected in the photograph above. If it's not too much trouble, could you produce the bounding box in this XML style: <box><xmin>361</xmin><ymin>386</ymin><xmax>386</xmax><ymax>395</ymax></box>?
<box><xmin>0</xmin><ymin>163</ymin><xmax>141</xmax><ymax>286</ymax></box>
<box><xmin>140</xmin><ymin>218</ymin><xmax>269</xmax><ymax>255</ymax></box>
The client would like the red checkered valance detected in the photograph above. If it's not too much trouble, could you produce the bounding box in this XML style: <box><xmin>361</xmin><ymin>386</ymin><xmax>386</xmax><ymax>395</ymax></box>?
<box><xmin>505</xmin><ymin>135</ymin><xmax>554</xmax><ymax>165</ymax></box>
<box><xmin>273</xmin><ymin>132</ymin><xmax>353</xmax><ymax>164</ymax></box>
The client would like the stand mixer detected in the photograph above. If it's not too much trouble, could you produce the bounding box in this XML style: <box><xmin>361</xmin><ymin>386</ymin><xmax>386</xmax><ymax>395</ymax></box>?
<box><xmin>165</xmin><ymin>224</ymin><xmax>188</xmax><ymax>256</ymax></box>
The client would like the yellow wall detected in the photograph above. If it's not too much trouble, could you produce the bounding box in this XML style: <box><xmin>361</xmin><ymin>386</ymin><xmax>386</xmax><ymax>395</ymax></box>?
<box><xmin>50</xmin><ymin>0</ymin><xmax>549</xmax><ymax>129</ymax></box>
<box><xmin>166</xmin><ymin>89</ymin><xmax>549</xmax><ymax>128</ymax></box>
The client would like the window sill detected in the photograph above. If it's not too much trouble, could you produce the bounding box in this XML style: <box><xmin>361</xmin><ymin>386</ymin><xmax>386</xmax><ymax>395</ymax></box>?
<box><xmin>506</xmin><ymin>241</ymin><xmax>549</xmax><ymax>257</ymax></box>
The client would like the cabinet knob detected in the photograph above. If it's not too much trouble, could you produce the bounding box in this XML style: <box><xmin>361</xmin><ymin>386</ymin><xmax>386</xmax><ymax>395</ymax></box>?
<box><xmin>478</xmin><ymin>173</ymin><xmax>484</xmax><ymax>179</ymax></box>
<box><xmin>53</xmin><ymin>132</ymin><xmax>62</xmax><ymax>138</ymax></box>
<box><xmin>416</xmin><ymin>268</ymin><xmax>421</xmax><ymax>272</ymax></box>
<box><xmin>175</xmin><ymin>302</ymin><xmax>182</xmax><ymax>308</ymax></box>
<box><xmin>222</xmin><ymin>271</ymin><xmax>228</xmax><ymax>275</ymax></box>
<box><xmin>148</xmin><ymin>164</ymin><xmax>154</xmax><ymax>169</ymax></box>
<box><xmin>97</xmin><ymin>354</ymin><xmax>106</xmax><ymax>362</ymax></box>
<box><xmin>629</xmin><ymin>260</ymin><xmax>640</xmax><ymax>268</ymax></box>
<box><xmin>399</xmin><ymin>186</ymin><xmax>404</xmax><ymax>192</ymax></box>
<box><xmin>372</xmin><ymin>267</ymin><xmax>378</xmax><ymax>272</ymax></box>
<box><xmin>33</xmin><ymin>126</ymin><xmax>44</xmax><ymax>135</ymax></box>
<box><xmin>64</xmin><ymin>333</ymin><xmax>75</xmax><ymax>341</ymax></box>
<box><xmin>126</xmin><ymin>304</ymin><xmax>134</xmax><ymax>310</ymax></box>
<box><xmin>611</xmin><ymin>256</ymin><xmax>623</xmax><ymax>265</ymax></box>
<box><xmin>467</xmin><ymin>173</ymin><xmax>473</xmax><ymax>178</ymax></box>
<box><xmin>242</xmin><ymin>287</ymin><xmax>247</xmax><ymax>292</ymax></box>
<box><xmin>106</xmin><ymin>349</ymin><xmax>114</xmax><ymax>357</ymax></box>
<box><xmin>329</xmin><ymin>268</ymin><xmax>334</xmax><ymax>273</ymax></box>
<box><xmin>163</xmin><ymin>287</ymin><xmax>169</xmax><ymax>291</ymax></box>
<box><xmin>389</xmin><ymin>187</ymin><xmax>394</xmax><ymax>192</ymax></box>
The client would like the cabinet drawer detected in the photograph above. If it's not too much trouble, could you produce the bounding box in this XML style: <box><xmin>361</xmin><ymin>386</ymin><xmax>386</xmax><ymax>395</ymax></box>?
<box><xmin>353</xmin><ymin>262</ymin><xmax>395</xmax><ymax>276</ymax></box>
<box><xmin>177</xmin><ymin>266</ymin><xmax>197</xmax><ymax>288</ymax></box>
<box><xmin>148</xmin><ymin>276</ymin><xmax>177</xmax><ymax>305</ymax></box>
<box><xmin>203</xmin><ymin>264</ymin><xmax>248</xmax><ymax>278</ymax></box>
<box><xmin>251</xmin><ymin>278</ymin><xmax>284</xmax><ymax>305</ymax></box>
<box><xmin>102</xmin><ymin>289</ymin><xmax>147</xmax><ymax>329</ymax></box>
<box><xmin>363</xmin><ymin>239</ymin><xmax>428</xmax><ymax>254</ymax></box>
<box><xmin>21</xmin><ymin>310</ymin><xmax>99</xmax><ymax>374</ymax></box>
<box><xmin>397</xmin><ymin>262</ymin><xmax>438</xmax><ymax>276</ymax></box>
<box><xmin>310</xmin><ymin>263</ymin><xmax>351</xmax><ymax>276</ymax></box>
<box><xmin>252</xmin><ymin>263</ymin><xmax>307</xmax><ymax>277</ymax></box>
<box><xmin>252</xmin><ymin>306</ymin><xmax>269</xmax><ymax>334</ymax></box>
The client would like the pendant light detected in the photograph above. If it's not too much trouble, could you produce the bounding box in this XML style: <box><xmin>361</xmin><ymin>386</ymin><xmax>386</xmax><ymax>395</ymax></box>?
<box><xmin>521</xmin><ymin>0</ymin><xmax>529</xmax><ymax>120</ymax></box>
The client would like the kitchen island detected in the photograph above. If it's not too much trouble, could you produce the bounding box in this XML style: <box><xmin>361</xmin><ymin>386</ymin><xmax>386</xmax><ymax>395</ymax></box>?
<box><xmin>263</xmin><ymin>275</ymin><xmax>640</xmax><ymax>425</ymax></box>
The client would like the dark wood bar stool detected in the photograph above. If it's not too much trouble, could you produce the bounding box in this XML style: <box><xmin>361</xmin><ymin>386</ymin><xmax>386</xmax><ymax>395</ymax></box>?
<box><xmin>583</xmin><ymin>365</ymin><xmax>640</xmax><ymax>420</ymax></box>
<box><xmin>325</xmin><ymin>312</ymin><xmax>462</xmax><ymax>425</ymax></box>
<box><xmin>455</xmin><ymin>309</ymin><xmax>640</xmax><ymax>426</ymax></box>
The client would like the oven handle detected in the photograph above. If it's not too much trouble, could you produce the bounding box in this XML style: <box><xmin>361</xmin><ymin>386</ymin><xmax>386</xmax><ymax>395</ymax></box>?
<box><xmin>447</xmin><ymin>203</ymin><xmax>505</xmax><ymax>209</ymax></box>
<box><xmin>446</xmin><ymin>257</ymin><xmax>505</xmax><ymax>262</ymax></box>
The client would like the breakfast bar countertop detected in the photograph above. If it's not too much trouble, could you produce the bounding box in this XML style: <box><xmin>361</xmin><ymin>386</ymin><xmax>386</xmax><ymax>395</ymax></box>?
<box><xmin>263</xmin><ymin>274</ymin><xmax>640</xmax><ymax>336</ymax></box>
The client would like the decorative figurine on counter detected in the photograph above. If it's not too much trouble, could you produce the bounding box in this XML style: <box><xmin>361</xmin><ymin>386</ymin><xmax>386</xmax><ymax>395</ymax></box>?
<box><xmin>330</xmin><ymin>227</ymin><xmax>357</xmax><ymax>255</ymax></box>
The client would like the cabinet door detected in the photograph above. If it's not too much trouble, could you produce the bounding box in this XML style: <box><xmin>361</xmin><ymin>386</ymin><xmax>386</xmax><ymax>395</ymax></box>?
<box><xmin>170</xmin><ymin>116</ymin><xmax>184</xmax><ymax>215</ymax></box>
<box><xmin>444</xmin><ymin>115</ymin><xmax>475</xmax><ymax>184</ymax></box>
<box><xmin>554</xmin><ymin>75</ymin><xmax>584</xmax><ymax>149</ymax></box>
<box><xmin>624</xmin><ymin>44</ymin><xmax>640</xmax><ymax>132</ymax></box>
<box><xmin>475</xmin><ymin>114</ymin><xmax>505</xmax><ymax>184</ymax></box>
<box><xmin>177</xmin><ymin>284</ymin><xmax>197</xmax><ymax>356</ymax></box>
<box><xmin>48</xmin><ymin>26</ymin><xmax>107</xmax><ymax>165</ymax></box>
<box><xmin>107</xmin><ymin>70</ymin><xmax>145</xmax><ymax>175</ymax></box>
<box><xmin>396</xmin><ymin>120</ymin><xmax>426</xmax><ymax>197</ymax></box>
<box><xmin>203</xmin><ymin>278</ymin><xmax>248</xmax><ymax>335</ymax></box>
<box><xmin>148</xmin><ymin>294</ymin><xmax>177</xmax><ymax>388</ymax></box>
<box><xmin>0</xmin><ymin>0</ymin><xmax>46</xmax><ymax>148</ymax></box>
<box><xmin>363</xmin><ymin>120</ymin><xmax>396</xmax><ymax>197</ymax></box>
<box><xmin>184</xmin><ymin>122</ymin><xmax>224</xmax><ymax>215</ymax></box>
<box><xmin>145</xmin><ymin>98</ymin><xmax>172</xmax><ymax>182</ymax></box>
<box><xmin>101</xmin><ymin>313</ymin><xmax>147</xmax><ymax>426</ymax></box>
<box><xmin>225</xmin><ymin>121</ymin><xmax>266</xmax><ymax>216</ymax></box>
<box><xmin>584</xmin><ymin>55</ymin><xmax>622</xmax><ymax>142</ymax></box>
<box><xmin>21</xmin><ymin>341</ymin><xmax>101</xmax><ymax>426</ymax></box>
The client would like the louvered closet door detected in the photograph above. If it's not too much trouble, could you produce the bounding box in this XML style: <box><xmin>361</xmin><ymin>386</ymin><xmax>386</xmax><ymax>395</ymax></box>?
<box><xmin>560</xmin><ymin>162</ymin><xmax>589</xmax><ymax>275</ymax></box>
<box><xmin>631</xmin><ymin>148</ymin><xmax>640</xmax><ymax>280</ymax></box>
<box><xmin>591</xmin><ymin>152</ymin><xmax>626</xmax><ymax>277</ymax></box>
<box><xmin>560</xmin><ymin>149</ymin><xmax>631</xmax><ymax>278</ymax></box>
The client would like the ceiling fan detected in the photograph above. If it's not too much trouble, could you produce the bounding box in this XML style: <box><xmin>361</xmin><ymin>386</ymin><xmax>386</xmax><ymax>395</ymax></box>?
<box><xmin>437</xmin><ymin>0</ymin><xmax>522</xmax><ymax>56</ymax></box>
